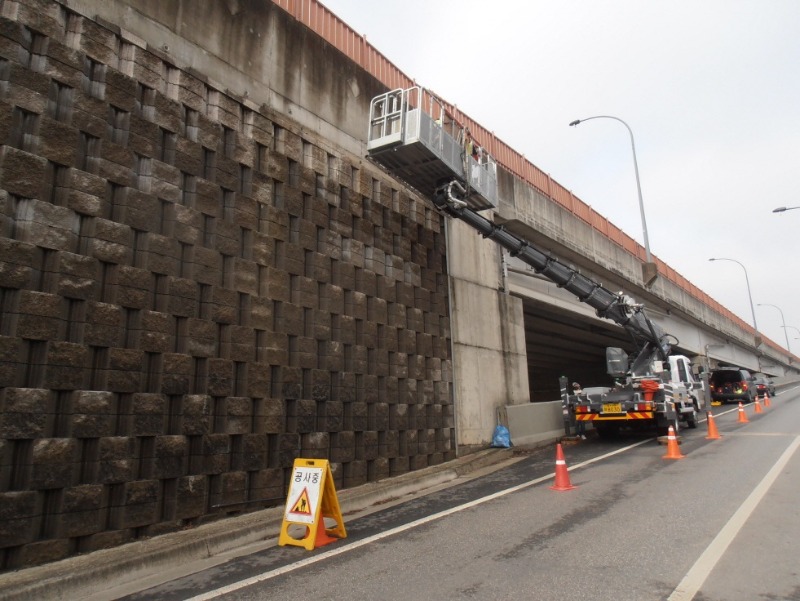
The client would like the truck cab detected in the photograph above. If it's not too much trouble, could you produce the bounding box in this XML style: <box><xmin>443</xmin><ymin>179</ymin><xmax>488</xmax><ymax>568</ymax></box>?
<box><xmin>667</xmin><ymin>355</ymin><xmax>705</xmax><ymax>414</ymax></box>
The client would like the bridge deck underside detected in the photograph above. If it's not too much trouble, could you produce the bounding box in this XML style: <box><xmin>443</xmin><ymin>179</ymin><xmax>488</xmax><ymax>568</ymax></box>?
<box><xmin>520</xmin><ymin>297</ymin><xmax>632</xmax><ymax>401</ymax></box>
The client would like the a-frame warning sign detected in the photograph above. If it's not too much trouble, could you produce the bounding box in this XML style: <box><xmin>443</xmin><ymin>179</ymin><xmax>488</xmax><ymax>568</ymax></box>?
<box><xmin>278</xmin><ymin>458</ymin><xmax>346</xmax><ymax>550</ymax></box>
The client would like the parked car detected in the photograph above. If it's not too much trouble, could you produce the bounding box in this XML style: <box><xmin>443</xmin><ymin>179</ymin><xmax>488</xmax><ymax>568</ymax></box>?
<box><xmin>752</xmin><ymin>373</ymin><xmax>776</xmax><ymax>398</ymax></box>
<box><xmin>709</xmin><ymin>368</ymin><xmax>756</xmax><ymax>403</ymax></box>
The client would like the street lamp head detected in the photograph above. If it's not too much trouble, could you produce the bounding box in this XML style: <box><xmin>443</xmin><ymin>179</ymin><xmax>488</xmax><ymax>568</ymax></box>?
<box><xmin>772</xmin><ymin>207</ymin><xmax>787</xmax><ymax>213</ymax></box>
<box><xmin>569</xmin><ymin>120</ymin><xmax>581</xmax><ymax>127</ymax></box>
<box><xmin>708</xmin><ymin>258</ymin><xmax>718</xmax><ymax>261</ymax></box>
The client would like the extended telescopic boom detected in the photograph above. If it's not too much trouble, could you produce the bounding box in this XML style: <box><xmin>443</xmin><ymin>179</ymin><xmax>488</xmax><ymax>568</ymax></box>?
<box><xmin>433</xmin><ymin>181</ymin><xmax>670</xmax><ymax>372</ymax></box>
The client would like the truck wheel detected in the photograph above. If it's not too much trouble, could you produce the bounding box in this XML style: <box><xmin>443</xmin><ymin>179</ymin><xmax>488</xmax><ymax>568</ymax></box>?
<box><xmin>686</xmin><ymin>403</ymin><xmax>698</xmax><ymax>429</ymax></box>
<box><xmin>659</xmin><ymin>416</ymin><xmax>680</xmax><ymax>436</ymax></box>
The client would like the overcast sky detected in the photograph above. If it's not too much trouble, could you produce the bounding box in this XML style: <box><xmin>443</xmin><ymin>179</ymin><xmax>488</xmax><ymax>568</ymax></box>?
<box><xmin>321</xmin><ymin>0</ymin><xmax>800</xmax><ymax>354</ymax></box>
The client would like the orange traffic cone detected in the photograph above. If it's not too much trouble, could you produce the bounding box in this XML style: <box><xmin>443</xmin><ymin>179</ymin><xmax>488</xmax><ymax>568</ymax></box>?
<box><xmin>705</xmin><ymin>411</ymin><xmax>721</xmax><ymax>440</ymax></box>
<box><xmin>662</xmin><ymin>425</ymin><xmax>686</xmax><ymax>459</ymax></box>
<box><xmin>310</xmin><ymin>522</ymin><xmax>338</xmax><ymax>549</ymax></box>
<box><xmin>754</xmin><ymin>397</ymin><xmax>763</xmax><ymax>413</ymax></box>
<box><xmin>737</xmin><ymin>401</ymin><xmax>749</xmax><ymax>423</ymax></box>
<box><xmin>549</xmin><ymin>443</ymin><xmax>576</xmax><ymax>491</ymax></box>
<box><xmin>763</xmin><ymin>393</ymin><xmax>771</xmax><ymax>408</ymax></box>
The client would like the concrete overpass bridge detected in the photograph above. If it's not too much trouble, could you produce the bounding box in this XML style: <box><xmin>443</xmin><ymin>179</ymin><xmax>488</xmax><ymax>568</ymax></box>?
<box><xmin>406</xmin><ymin>115</ymin><xmax>797</xmax><ymax>443</ymax></box>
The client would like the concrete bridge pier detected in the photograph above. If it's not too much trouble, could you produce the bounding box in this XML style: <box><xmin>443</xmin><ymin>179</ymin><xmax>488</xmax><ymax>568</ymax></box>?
<box><xmin>445</xmin><ymin>220</ymin><xmax>530</xmax><ymax>449</ymax></box>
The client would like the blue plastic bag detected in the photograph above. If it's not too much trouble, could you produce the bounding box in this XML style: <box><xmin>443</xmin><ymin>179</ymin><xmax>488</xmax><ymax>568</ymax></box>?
<box><xmin>490</xmin><ymin>424</ymin><xmax>512</xmax><ymax>448</ymax></box>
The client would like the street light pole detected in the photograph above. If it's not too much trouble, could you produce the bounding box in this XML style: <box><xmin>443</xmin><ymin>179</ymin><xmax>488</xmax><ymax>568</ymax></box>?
<box><xmin>708</xmin><ymin>257</ymin><xmax>760</xmax><ymax>345</ymax></box>
<box><xmin>569</xmin><ymin>115</ymin><xmax>657</xmax><ymax>286</ymax></box>
<box><xmin>772</xmin><ymin>206</ymin><xmax>800</xmax><ymax>213</ymax></box>
<box><xmin>757</xmin><ymin>303</ymin><xmax>790</xmax><ymax>354</ymax></box>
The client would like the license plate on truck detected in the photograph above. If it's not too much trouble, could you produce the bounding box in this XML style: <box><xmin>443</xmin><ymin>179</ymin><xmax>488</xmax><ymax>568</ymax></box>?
<box><xmin>602</xmin><ymin>403</ymin><xmax>622</xmax><ymax>414</ymax></box>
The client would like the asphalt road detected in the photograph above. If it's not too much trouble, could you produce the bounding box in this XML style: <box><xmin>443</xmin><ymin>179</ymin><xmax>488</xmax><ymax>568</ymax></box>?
<box><xmin>111</xmin><ymin>387</ymin><xmax>800</xmax><ymax>601</ymax></box>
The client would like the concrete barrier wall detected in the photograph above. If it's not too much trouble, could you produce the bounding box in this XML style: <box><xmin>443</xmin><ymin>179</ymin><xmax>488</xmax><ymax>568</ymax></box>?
<box><xmin>503</xmin><ymin>400</ymin><xmax>566</xmax><ymax>447</ymax></box>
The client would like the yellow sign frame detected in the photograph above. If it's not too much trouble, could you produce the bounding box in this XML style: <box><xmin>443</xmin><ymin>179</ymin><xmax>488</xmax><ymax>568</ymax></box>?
<box><xmin>278</xmin><ymin>458</ymin><xmax>346</xmax><ymax>550</ymax></box>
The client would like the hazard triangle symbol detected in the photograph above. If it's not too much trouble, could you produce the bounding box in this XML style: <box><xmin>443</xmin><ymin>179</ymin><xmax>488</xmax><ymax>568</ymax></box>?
<box><xmin>289</xmin><ymin>488</ymin><xmax>312</xmax><ymax>516</ymax></box>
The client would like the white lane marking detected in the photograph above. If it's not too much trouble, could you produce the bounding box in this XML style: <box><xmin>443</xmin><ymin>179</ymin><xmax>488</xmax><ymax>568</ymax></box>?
<box><xmin>668</xmin><ymin>435</ymin><xmax>800</xmax><ymax>601</ymax></box>
<box><xmin>186</xmin><ymin>438</ymin><xmax>653</xmax><ymax>600</ymax></box>
<box><xmin>728</xmin><ymin>432</ymin><xmax>798</xmax><ymax>437</ymax></box>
